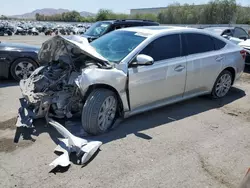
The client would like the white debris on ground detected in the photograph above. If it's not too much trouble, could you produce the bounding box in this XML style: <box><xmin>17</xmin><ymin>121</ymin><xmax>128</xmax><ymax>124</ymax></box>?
<box><xmin>48</xmin><ymin>119</ymin><xmax>102</xmax><ymax>170</ymax></box>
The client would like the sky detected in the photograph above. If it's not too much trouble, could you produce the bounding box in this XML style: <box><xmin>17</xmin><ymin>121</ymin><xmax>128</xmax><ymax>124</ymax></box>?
<box><xmin>0</xmin><ymin>0</ymin><xmax>249</xmax><ymax>16</ymax></box>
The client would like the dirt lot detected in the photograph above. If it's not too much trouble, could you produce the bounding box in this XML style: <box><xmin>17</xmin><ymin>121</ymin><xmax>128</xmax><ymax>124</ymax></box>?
<box><xmin>0</xmin><ymin>35</ymin><xmax>250</xmax><ymax>188</ymax></box>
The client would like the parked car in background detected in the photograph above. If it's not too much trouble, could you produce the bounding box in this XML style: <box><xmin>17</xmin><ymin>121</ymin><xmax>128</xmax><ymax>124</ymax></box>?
<box><xmin>19</xmin><ymin>26</ymin><xmax>245</xmax><ymax>135</ymax></box>
<box><xmin>238</xmin><ymin>40</ymin><xmax>250</xmax><ymax>65</ymax></box>
<box><xmin>203</xmin><ymin>26</ymin><xmax>249</xmax><ymax>41</ymax></box>
<box><xmin>82</xmin><ymin>19</ymin><xmax>160</xmax><ymax>42</ymax></box>
<box><xmin>0</xmin><ymin>23</ymin><xmax>14</xmax><ymax>36</ymax></box>
<box><xmin>0</xmin><ymin>41</ymin><xmax>40</xmax><ymax>80</ymax></box>
<box><xmin>76</xmin><ymin>24</ymin><xmax>87</xmax><ymax>34</ymax></box>
<box><xmin>203</xmin><ymin>26</ymin><xmax>250</xmax><ymax>65</ymax></box>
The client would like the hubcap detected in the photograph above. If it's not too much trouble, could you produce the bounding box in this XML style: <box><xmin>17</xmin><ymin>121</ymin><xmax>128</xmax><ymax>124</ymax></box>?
<box><xmin>98</xmin><ymin>96</ymin><xmax>117</xmax><ymax>131</ymax></box>
<box><xmin>215</xmin><ymin>73</ymin><xmax>232</xmax><ymax>97</ymax></box>
<box><xmin>15</xmin><ymin>61</ymin><xmax>35</xmax><ymax>79</ymax></box>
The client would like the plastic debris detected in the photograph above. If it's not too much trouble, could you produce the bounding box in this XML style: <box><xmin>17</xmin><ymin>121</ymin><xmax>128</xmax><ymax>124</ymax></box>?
<box><xmin>48</xmin><ymin>119</ymin><xmax>102</xmax><ymax>169</ymax></box>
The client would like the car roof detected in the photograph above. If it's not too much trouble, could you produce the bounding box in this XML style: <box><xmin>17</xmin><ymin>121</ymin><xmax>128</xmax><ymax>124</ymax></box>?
<box><xmin>97</xmin><ymin>19</ymin><xmax>159</xmax><ymax>24</ymax></box>
<box><xmin>120</xmin><ymin>26</ymin><xmax>202</xmax><ymax>35</ymax></box>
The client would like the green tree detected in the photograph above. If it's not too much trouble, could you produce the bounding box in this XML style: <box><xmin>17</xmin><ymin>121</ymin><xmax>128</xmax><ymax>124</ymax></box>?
<box><xmin>96</xmin><ymin>9</ymin><xmax>114</xmax><ymax>21</ymax></box>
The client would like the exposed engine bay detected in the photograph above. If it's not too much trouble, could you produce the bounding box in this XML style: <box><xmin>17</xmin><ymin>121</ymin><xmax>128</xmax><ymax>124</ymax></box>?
<box><xmin>16</xmin><ymin>35</ymin><xmax>113</xmax><ymax>128</ymax></box>
<box><xmin>19</xmin><ymin>62</ymin><xmax>82</xmax><ymax>121</ymax></box>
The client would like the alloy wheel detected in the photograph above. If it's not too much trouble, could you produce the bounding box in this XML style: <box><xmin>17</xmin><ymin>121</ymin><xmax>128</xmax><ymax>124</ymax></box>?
<box><xmin>215</xmin><ymin>73</ymin><xmax>232</xmax><ymax>97</ymax></box>
<box><xmin>98</xmin><ymin>96</ymin><xmax>117</xmax><ymax>131</ymax></box>
<box><xmin>14</xmin><ymin>61</ymin><xmax>35</xmax><ymax>79</ymax></box>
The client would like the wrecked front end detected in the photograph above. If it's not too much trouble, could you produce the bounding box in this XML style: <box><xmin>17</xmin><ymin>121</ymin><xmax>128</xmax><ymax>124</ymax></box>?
<box><xmin>16</xmin><ymin>35</ymin><xmax>126</xmax><ymax>128</ymax></box>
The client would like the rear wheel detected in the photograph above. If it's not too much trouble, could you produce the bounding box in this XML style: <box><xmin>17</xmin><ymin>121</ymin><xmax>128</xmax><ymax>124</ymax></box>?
<box><xmin>211</xmin><ymin>70</ymin><xmax>233</xmax><ymax>98</ymax></box>
<box><xmin>10</xmin><ymin>58</ymin><xmax>38</xmax><ymax>81</ymax></box>
<box><xmin>81</xmin><ymin>89</ymin><xmax>118</xmax><ymax>135</ymax></box>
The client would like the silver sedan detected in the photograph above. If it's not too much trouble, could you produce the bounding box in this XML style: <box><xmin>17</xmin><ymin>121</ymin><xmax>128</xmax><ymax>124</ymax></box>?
<box><xmin>18</xmin><ymin>26</ymin><xmax>245</xmax><ymax>135</ymax></box>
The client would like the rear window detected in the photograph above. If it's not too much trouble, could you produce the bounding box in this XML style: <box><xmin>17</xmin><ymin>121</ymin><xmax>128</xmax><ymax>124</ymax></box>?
<box><xmin>212</xmin><ymin>37</ymin><xmax>226</xmax><ymax>50</ymax></box>
<box><xmin>184</xmin><ymin>33</ymin><xmax>214</xmax><ymax>55</ymax></box>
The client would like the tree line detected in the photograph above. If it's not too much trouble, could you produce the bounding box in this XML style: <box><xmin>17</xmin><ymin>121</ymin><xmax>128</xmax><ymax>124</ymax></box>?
<box><xmin>35</xmin><ymin>11</ymin><xmax>96</xmax><ymax>22</ymax></box>
<box><xmin>2</xmin><ymin>0</ymin><xmax>250</xmax><ymax>24</ymax></box>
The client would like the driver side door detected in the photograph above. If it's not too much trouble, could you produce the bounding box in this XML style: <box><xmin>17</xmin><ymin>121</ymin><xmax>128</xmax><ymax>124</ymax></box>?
<box><xmin>128</xmin><ymin>34</ymin><xmax>187</xmax><ymax>113</ymax></box>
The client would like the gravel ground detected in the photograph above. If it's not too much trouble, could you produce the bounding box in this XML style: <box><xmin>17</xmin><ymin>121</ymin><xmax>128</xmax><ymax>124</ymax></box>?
<box><xmin>0</xmin><ymin>35</ymin><xmax>250</xmax><ymax>188</ymax></box>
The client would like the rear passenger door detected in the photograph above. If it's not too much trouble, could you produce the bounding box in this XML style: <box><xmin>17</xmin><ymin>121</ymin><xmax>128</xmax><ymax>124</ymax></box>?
<box><xmin>182</xmin><ymin>33</ymin><xmax>225</xmax><ymax>97</ymax></box>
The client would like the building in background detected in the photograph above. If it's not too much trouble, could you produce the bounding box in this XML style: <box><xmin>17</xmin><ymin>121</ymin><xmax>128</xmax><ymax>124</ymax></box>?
<box><xmin>130</xmin><ymin>7</ymin><xmax>167</xmax><ymax>15</ymax></box>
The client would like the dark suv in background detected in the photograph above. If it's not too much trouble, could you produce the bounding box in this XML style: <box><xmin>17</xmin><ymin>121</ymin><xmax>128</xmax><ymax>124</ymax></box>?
<box><xmin>82</xmin><ymin>19</ymin><xmax>160</xmax><ymax>42</ymax></box>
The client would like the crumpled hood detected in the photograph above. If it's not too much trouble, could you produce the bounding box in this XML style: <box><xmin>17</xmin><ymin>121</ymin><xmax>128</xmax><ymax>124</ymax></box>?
<box><xmin>38</xmin><ymin>35</ymin><xmax>109</xmax><ymax>65</ymax></box>
<box><xmin>239</xmin><ymin>39</ymin><xmax>250</xmax><ymax>50</ymax></box>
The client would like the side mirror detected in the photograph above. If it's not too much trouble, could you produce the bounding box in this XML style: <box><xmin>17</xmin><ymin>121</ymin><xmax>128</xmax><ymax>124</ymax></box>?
<box><xmin>130</xmin><ymin>54</ymin><xmax>154</xmax><ymax>67</ymax></box>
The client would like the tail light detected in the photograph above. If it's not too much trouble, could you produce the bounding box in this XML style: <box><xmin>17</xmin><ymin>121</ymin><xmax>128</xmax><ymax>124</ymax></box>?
<box><xmin>240</xmin><ymin>50</ymin><xmax>247</xmax><ymax>60</ymax></box>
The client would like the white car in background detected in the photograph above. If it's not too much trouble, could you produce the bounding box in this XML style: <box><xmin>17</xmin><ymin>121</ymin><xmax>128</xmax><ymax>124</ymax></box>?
<box><xmin>203</xmin><ymin>26</ymin><xmax>250</xmax><ymax>65</ymax></box>
<box><xmin>70</xmin><ymin>24</ymin><xmax>86</xmax><ymax>35</ymax></box>
<box><xmin>76</xmin><ymin>24</ymin><xmax>86</xmax><ymax>34</ymax></box>
<box><xmin>203</xmin><ymin>26</ymin><xmax>250</xmax><ymax>43</ymax></box>
<box><xmin>238</xmin><ymin>39</ymin><xmax>250</xmax><ymax>65</ymax></box>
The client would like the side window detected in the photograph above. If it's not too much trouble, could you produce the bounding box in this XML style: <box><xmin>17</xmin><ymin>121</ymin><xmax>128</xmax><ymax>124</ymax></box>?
<box><xmin>212</xmin><ymin>37</ymin><xmax>226</xmax><ymax>50</ymax></box>
<box><xmin>233</xmin><ymin>28</ymin><xmax>248</xmax><ymax>39</ymax></box>
<box><xmin>140</xmin><ymin>34</ymin><xmax>181</xmax><ymax>62</ymax></box>
<box><xmin>185</xmin><ymin>33</ymin><xmax>214</xmax><ymax>55</ymax></box>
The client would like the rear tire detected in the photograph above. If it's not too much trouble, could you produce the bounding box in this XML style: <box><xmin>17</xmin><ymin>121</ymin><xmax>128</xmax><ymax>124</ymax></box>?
<box><xmin>10</xmin><ymin>58</ymin><xmax>38</xmax><ymax>81</ymax></box>
<box><xmin>211</xmin><ymin>70</ymin><xmax>233</xmax><ymax>98</ymax></box>
<box><xmin>81</xmin><ymin>89</ymin><xmax>118</xmax><ymax>135</ymax></box>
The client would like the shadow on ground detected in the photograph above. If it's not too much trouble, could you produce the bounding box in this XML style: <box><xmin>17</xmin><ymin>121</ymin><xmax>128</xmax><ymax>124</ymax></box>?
<box><xmin>5</xmin><ymin>86</ymin><xmax>244</xmax><ymax>172</ymax></box>
<box><xmin>97</xmin><ymin>87</ymin><xmax>246</xmax><ymax>143</ymax></box>
<box><xmin>0</xmin><ymin>78</ymin><xmax>18</xmax><ymax>88</ymax></box>
<box><xmin>12</xmin><ymin>87</ymin><xmax>245</xmax><ymax>145</ymax></box>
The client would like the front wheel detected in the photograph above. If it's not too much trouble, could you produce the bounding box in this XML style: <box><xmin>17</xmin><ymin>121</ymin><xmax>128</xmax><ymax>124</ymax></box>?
<box><xmin>211</xmin><ymin>70</ymin><xmax>233</xmax><ymax>98</ymax></box>
<box><xmin>81</xmin><ymin>89</ymin><xmax>118</xmax><ymax>135</ymax></box>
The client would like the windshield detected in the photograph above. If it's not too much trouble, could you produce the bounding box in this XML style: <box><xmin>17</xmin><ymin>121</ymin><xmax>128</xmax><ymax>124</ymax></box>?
<box><xmin>84</xmin><ymin>22</ymin><xmax>111</xmax><ymax>37</ymax></box>
<box><xmin>90</xmin><ymin>30</ymin><xmax>146</xmax><ymax>63</ymax></box>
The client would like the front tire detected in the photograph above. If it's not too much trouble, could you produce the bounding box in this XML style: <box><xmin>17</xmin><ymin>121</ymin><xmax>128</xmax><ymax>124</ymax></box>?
<box><xmin>211</xmin><ymin>70</ymin><xmax>233</xmax><ymax>98</ymax></box>
<box><xmin>81</xmin><ymin>89</ymin><xmax>118</xmax><ymax>135</ymax></box>
<box><xmin>10</xmin><ymin>58</ymin><xmax>38</xmax><ymax>81</ymax></box>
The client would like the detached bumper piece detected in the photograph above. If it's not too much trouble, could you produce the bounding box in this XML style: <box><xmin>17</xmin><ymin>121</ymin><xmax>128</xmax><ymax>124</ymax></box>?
<box><xmin>48</xmin><ymin>119</ymin><xmax>102</xmax><ymax>169</ymax></box>
<box><xmin>15</xmin><ymin>99</ymin><xmax>102</xmax><ymax>171</ymax></box>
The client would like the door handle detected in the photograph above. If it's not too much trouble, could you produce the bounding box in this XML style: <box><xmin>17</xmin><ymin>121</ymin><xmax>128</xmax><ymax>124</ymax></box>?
<box><xmin>215</xmin><ymin>56</ymin><xmax>224</xmax><ymax>61</ymax></box>
<box><xmin>174</xmin><ymin>65</ymin><xmax>185</xmax><ymax>72</ymax></box>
